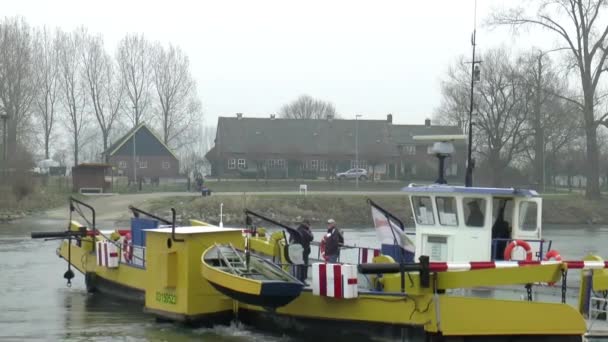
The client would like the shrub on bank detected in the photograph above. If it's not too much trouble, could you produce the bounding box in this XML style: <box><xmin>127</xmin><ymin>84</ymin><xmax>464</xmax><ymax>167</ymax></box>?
<box><xmin>145</xmin><ymin>194</ymin><xmax>413</xmax><ymax>228</ymax></box>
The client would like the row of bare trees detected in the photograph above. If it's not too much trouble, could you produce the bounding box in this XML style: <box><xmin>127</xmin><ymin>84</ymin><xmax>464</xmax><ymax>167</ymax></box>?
<box><xmin>436</xmin><ymin>47</ymin><xmax>581</xmax><ymax>187</ymax></box>
<box><xmin>437</xmin><ymin>0</ymin><xmax>608</xmax><ymax>199</ymax></box>
<box><xmin>0</xmin><ymin>16</ymin><xmax>202</xmax><ymax>169</ymax></box>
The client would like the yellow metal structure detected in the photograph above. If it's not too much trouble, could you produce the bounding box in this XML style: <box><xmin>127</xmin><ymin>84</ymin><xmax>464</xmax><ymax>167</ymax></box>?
<box><xmin>56</xmin><ymin>222</ymin><xmax>590</xmax><ymax>339</ymax></box>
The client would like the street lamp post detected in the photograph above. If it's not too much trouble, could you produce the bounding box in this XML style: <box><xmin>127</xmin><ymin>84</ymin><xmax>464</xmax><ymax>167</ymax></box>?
<box><xmin>1</xmin><ymin>113</ymin><xmax>7</xmax><ymax>164</ymax></box>
<box><xmin>132</xmin><ymin>107</ymin><xmax>137</xmax><ymax>190</ymax></box>
<box><xmin>355</xmin><ymin>114</ymin><xmax>362</xmax><ymax>188</ymax></box>
<box><xmin>533</xmin><ymin>47</ymin><xmax>568</xmax><ymax>192</ymax></box>
<box><xmin>1</xmin><ymin>113</ymin><xmax>7</xmax><ymax>181</ymax></box>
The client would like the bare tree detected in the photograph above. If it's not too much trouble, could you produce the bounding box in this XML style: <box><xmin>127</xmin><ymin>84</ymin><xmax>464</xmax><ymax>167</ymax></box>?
<box><xmin>0</xmin><ymin>17</ymin><xmax>35</xmax><ymax>161</ymax></box>
<box><xmin>492</xmin><ymin>0</ymin><xmax>608</xmax><ymax>198</ymax></box>
<box><xmin>518</xmin><ymin>50</ymin><xmax>582</xmax><ymax>188</ymax></box>
<box><xmin>279</xmin><ymin>94</ymin><xmax>337</xmax><ymax>119</ymax></box>
<box><xmin>82</xmin><ymin>33</ymin><xmax>123</xmax><ymax>158</ymax></box>
<box><xmin>437</xmin><ymin>48</ymin><xmax>533</xmax><ymax>187</ymax></box>
<box><xmin>32</xmin><ymin>27</ymin><xmax>60</xmax><ymax>159</ymax></box>
<box><xmin>116</xmin><ymin>34</ymin><xmax>151</xmax><ymax>127</ymax></box>
<box><xmin>151</xmin><ymin>43</ymin><xmax>201</xmax><ymax>148</ymax></box>
<box><xmin>57</xmin><ymin>29</ymin><xmax>87</xmax><ymax>166</ymax></box>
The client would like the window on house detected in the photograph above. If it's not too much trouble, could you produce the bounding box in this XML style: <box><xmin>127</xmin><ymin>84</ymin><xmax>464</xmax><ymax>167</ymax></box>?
<box><xmin>238</xmin><ymin>159</ymin><xmax>247</xmax><ymax>169</ymax></box>
<box><xmin>139</xmin><ymin>160</ymin><xmax>148</xmax><ymax>169</ymax></box>
<box><xmin>267</xmin><ymin>159</ymin><xmax>285</xmax><ymax>169</ymax></box>
<box><xmin>162</xmin><ymin>161</ymin><xmax>170</xmax><ymax>169</ymax></box>
<box><xmin>404</xmin><ymin>145</ymin><xmax>416</xmax><ymax>155</ymax></box>
<box><xmin>228</xmin><ymin>159</ymin><xmax>236</xmax><ymax>169</ymax></box>
<box><xmin>118</xmin><ymin>161</ymin><xmax>127</xmax><ymax>169</ymax></box>
<box><xmin>311</xmin><ymin>160</ymin><xmax>319</xmax><ymax>170</ymax></box>
<box><xmin>350</xmin><ymin>160</ymin><xmax>367</xmax><ymax>169</ymax></box>
<box><xmin>319</xmin><ymin>160</ymin><xmax>328</xmax><ymax>171</ymax></box>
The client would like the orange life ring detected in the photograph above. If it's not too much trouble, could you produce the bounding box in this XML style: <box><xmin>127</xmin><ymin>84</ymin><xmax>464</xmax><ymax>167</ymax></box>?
<box><xmin>543</xmin><ymin>249</ymin><xmax>562</xmax><ymax>286</ymax></box>
<box><xmin>544</xmin><ymin>249</ymin><xmax>562</xmax><ymax>262</ymax></box>
<box><xmin>320</xmin><ymin>235</ymin><xmax>328</xmax><ymax>262</ymax></box>
<box><xmin>123</xmin><ymin>232</ymin><xmax>133</xmax><ymax>263</ymax></box>
<box><xmin>503</xmin><ymin>240</ymin><xmax>533</xmax><ymax>261</ymax></box>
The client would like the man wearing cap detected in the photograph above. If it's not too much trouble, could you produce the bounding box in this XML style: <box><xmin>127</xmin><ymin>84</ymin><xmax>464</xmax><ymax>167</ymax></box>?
<box><xmin>324</xmin><ymin>218</ymin><xmax>344</xmax><ymax>263</ymax></box>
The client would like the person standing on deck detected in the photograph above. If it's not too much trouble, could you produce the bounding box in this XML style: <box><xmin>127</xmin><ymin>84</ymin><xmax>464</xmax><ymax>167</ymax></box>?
<box><xmin>324</xmin><ymin>218</ymin><xmax>344</xmax><ymax>263</ymax></box>
<box><xmin>292</xmin><ymin>219</ymin><xmax>314</xmax><ymax>282</ymax></box>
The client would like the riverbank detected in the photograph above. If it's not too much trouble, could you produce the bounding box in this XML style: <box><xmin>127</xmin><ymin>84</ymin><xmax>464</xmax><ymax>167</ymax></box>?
<box><xmin>0</xmin><ymin>187</ymin><xmax>70</xmax><ymax>222</ymax></box>
<box><xmin>144</xmin><ymin>193</ymin><xmax>608</xmax><ymax>227</ymax></box>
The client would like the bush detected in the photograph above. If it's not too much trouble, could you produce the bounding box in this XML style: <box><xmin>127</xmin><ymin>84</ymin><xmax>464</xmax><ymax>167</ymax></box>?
<box><xmin>12</xmin><ymin>176</ymin><xmax>33</xmax><ymax>201</ymax></box>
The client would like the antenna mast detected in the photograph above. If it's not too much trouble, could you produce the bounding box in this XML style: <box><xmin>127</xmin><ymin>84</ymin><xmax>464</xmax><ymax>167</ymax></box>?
<box><xmin>465</xmin><ymin>0</ymin><xmax>480</xmax><ymax>187</ymax></box>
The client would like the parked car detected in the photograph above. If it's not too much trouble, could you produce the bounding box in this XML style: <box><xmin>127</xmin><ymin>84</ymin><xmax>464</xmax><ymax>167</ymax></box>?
<box><xmin>336</xmin><ymin>168</ymin><xmax>368</xmax><ymax>181</ymax></box>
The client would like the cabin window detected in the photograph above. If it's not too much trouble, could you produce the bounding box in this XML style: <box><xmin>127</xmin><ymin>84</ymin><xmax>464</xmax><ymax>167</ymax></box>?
<box><xmin>519</xmin><ymin>201</ymin><xmax>538</xmax><ymax>231</ymax></box>
<box><xmin>463</xmin><ymin>198</ymin><xmax>486</xmax><ymax>227</ymax></box>
<box><xmin>162</xmin><ymin>161</ymin><xmax>170</xmax><ymax>169</ymax></box>
<box><xmin>238</xmin><ymin>159</ymin><xmax>247</xmax><ymax>169</ymax></box>
<box><xmin>228</xmin><ymin>159</ymin><xmax>236</xmax><ymax>169</ymax></box>
<box><xmin>139</xmin><ymin>160</ymin><xmax>148</xmax><ymax>169</ymax></box>
<box><xmin>436</xmin><ymin>197</ymin><xmax>458</xmax><ymax>226</ymax></box>
<box><xmin>412</xmin><ymin>196</ymin><xmax>435</xmax><ymax>225</ymax></box>
<box><xmin>118</xmin><ymin>161</ymin><xmax>127</xmax><ymax>169</ymax></box>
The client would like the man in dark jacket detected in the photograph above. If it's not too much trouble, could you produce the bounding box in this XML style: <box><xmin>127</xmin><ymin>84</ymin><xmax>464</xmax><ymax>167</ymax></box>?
<box><xmin>324</xmin><ymin>218</ymin><xmax>343</xmax><ymax>263</ymax></box>
<box><xmin>292</xmin><ymin>219</ymin><xmax>314</xmax><ymax>281</ymax></box>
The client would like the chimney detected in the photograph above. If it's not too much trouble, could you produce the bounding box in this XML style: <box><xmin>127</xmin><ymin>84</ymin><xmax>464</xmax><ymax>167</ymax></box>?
<box><xmin>425</xmin><ymin>118</ymin><xmax>431</xmax><ymax>127</ymax></box>
<box><xmin>387</xmin><ymin>114</ymin><xmax>393</xmax><ymax>124</ymax></box>
<box><xmin>270</xmin><ymin>114</ymin><xmax>276</xmax><ymax>120</ymax></box>
<box><xmin>236</xmin><ymin>113</ymin><xmax>243</xmax><ymax>120</ymax></box>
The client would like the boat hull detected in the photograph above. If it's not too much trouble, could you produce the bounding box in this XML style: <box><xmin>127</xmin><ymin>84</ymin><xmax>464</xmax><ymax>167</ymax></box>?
<box><xmin>208</xmin><ymin>279</ymin><xmax>303</xmax><ymax>309</ymax></box>
<box><xmin>201</xmin><ymin>245</ymin><xmax>304</xmax><ymax>309</ymax></box>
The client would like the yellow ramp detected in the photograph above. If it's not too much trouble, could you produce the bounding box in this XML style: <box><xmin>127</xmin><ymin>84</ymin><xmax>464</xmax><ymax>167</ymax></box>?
<box><xmin>438</xmin><ymin>296</ymin><xmax>586</xmax><ymax>336</ymax></box>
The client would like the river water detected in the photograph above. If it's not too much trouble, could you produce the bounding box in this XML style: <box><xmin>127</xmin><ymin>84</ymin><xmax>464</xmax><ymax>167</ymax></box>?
<box><xmin>1</xmin><ymin>216</ymin><xmax>607</xmax><ymax>341</ymax></box>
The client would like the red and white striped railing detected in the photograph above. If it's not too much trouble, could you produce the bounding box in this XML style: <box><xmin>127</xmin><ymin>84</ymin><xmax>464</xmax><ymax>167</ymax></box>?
<box><xmin>428</xmin><ymin>260</ymin><xmax>608</xmax><ymax>272</ymax></box>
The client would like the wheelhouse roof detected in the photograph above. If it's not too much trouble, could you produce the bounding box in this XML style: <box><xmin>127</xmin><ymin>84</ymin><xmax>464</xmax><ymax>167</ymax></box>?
<box><xmin>401</xmin><ymin>184</ymin><xmax>539</xmax><ymax>198</ymax></box>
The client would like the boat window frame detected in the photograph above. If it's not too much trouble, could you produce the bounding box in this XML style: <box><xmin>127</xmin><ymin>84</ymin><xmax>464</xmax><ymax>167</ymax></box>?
<box><xmin>518</xmin><ymin>200</ymin><xmax>538</xmax><ymax>231</ymax></box>
<box><xmin>411</xmin><ymin>195</ymin><xmax>435</xmax><ymax>226</ymax></box>
<box><xmin>435</xmin><ymin>196</ymin><xmax>458</xmax><ymax>227</ymax></box>
<box><xmin>462</xmin><ymin>197</ymin><xmax>486</xmax><ymax>228</ymax></box>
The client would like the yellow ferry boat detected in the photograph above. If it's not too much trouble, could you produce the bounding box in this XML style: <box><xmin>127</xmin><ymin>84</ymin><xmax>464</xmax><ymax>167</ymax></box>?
<box><xmin>31</xmin><ymin>138</ymin><xmax>608</xmax><ymax>341</ymax></box>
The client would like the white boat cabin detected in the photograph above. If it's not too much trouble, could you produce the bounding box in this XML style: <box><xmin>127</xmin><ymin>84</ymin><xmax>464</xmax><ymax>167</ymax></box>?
<box><xmin>402</xmin><ymin>184</ymin><xmax>543</xmax><ymax>262</ymax></box>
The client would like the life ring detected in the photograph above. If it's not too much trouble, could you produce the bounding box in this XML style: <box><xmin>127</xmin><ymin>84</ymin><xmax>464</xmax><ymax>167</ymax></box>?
<box><xmin>320</xmin><ymin>235</ymin><xmax>328</xmax><ymax>262</ymax></box>
<box><xmin>122</xmin><ymin>232</ymin><xmax>133</xmax><ymax>263</ymax></box>
<box><xmin>544</xmin><ymin>249</ymin><xmax>562</xmax><ymax>262</ymax></box>
<box><xmin>503</xmin><ymin>240</ymin><xmax>533</xmax><ymax>261</ymax></box>
<box><xmin>543</xmin><ymin>249</ymin><xmax>562</xmax><ymax>286</ymax></box>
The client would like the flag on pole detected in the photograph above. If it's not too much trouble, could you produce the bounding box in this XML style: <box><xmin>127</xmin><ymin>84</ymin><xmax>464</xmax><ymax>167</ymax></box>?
<box><xmin>370</xmin><ymin>203</ymin><xmax>415</xmax><ymax>254</ymax></box>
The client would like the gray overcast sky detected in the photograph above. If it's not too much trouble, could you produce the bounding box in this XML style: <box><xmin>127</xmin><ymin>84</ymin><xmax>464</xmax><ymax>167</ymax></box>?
<box><xmin>5</xmin><ymin>0</ymin><xmax>552</xmax><ymax>126</ymax></box>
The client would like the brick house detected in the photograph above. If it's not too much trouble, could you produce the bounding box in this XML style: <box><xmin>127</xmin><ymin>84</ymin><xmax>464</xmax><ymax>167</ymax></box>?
<box><xmin>103</xmin><ymin>123</ymin><xmax>179</xmax><ymax>180</ymax></box>
<box><xmin>205</xmin><ymin>114</ymin><xmax>465</xmax><ymax>181</ymax></box>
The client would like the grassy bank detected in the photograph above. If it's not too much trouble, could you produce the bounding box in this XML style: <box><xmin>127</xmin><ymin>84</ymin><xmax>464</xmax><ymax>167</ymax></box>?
<box><xmin>111</xmin><ymin>178</ymin><xmax>417</xmax><ymax>194</ymax></box>
<box><xmin>144</xmin><ymin>193</ymin><xmax>608</xmax><ymax>227</ymax></box>
<box><xmin>145</xmin><ymin>194</ymin><xmax>411</xmax><ymax>228</ymax></box>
